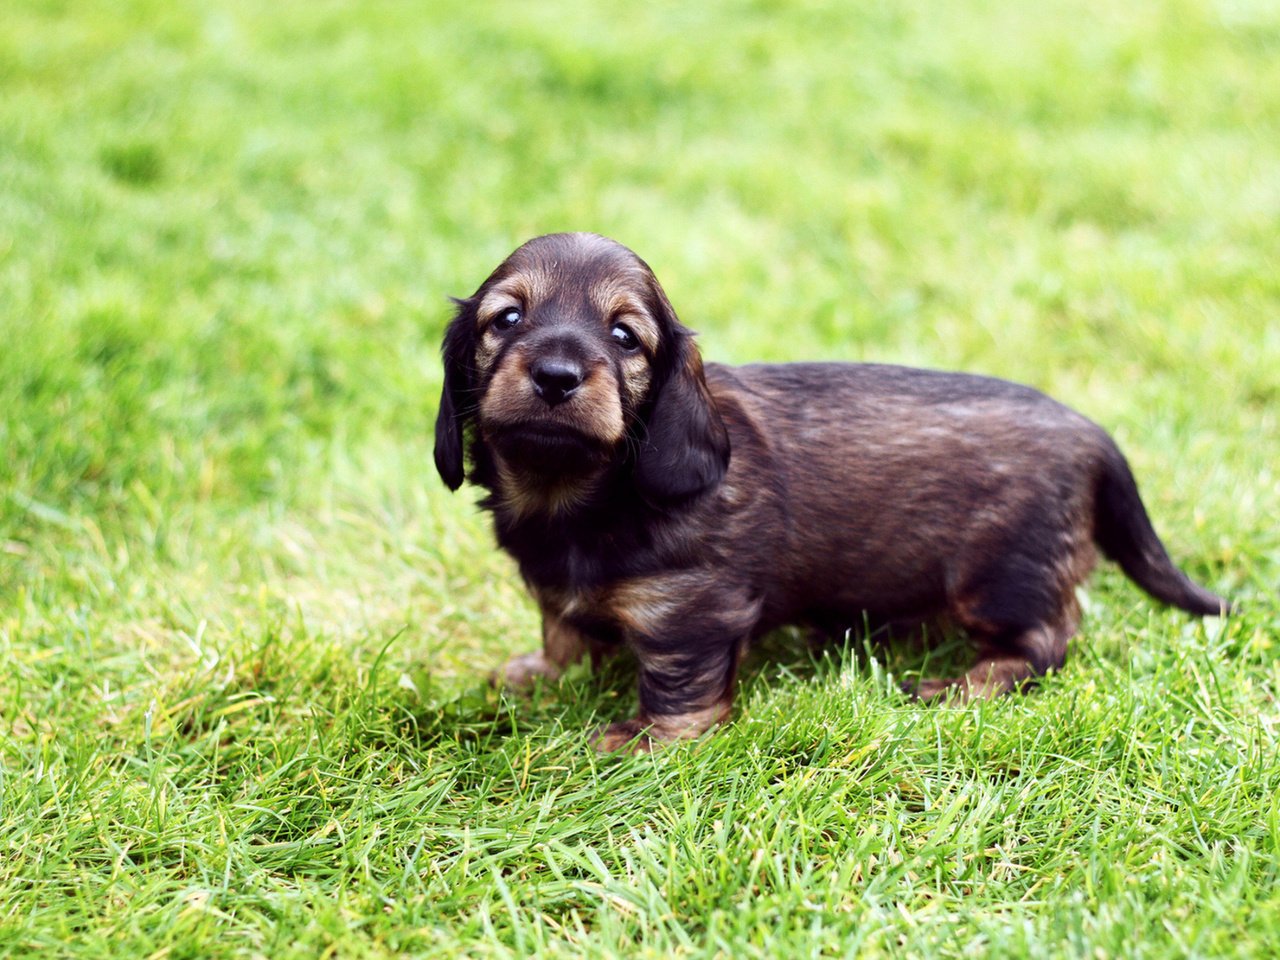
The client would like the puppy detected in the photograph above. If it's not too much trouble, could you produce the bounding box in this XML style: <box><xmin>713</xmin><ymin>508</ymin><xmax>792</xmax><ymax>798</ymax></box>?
<box><xmin>434</xmin><ymin>233</ymin><xmax>1229</xmax><ymax>753</ymax></box>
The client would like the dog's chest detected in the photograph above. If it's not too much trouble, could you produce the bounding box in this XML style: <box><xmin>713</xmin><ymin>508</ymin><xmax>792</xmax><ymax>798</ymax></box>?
<box><xmin>497</xmin><ymin>509</ymin><xmax>661</xmax><ymax>588</ymax></box>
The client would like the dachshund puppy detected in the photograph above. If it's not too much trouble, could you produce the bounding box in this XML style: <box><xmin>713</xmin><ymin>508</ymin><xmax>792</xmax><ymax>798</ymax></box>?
<box><xmin>434</xmin><ymin>233</ymin><xmax>1229</xmax><ymax>753</ymax></box>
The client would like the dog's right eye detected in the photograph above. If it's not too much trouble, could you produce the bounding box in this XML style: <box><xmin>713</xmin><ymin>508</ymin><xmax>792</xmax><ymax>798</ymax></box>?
<box><xmin>492</xmin><ymin>307</ymin><xmax>522</xmax><ymax>331</ymax></box>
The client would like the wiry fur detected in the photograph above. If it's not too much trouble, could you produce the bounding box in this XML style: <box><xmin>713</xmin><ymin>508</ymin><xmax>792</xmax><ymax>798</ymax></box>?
<box><xmin>435</xmin><ymin>233</ymin><xmax>1230</xmax><ymax>753</ymax></box>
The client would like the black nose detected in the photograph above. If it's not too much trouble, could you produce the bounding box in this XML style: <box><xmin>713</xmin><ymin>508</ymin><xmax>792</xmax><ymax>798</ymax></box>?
<box><xmin>530</xmin><ymin>358</ymin><xmax>584</xmax><ymax>406</ymax></box>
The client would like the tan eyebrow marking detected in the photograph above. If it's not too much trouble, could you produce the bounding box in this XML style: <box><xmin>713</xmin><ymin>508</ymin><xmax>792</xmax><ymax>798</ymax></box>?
<box><xmin>475</xmin><ymin>270</ymin><xmax>555</xmax><ymax>326</ymax></box>
<box><xmin>590</xmin><ymin>277</ymin><xmax>660</xmax><ymax>353</ymax></box>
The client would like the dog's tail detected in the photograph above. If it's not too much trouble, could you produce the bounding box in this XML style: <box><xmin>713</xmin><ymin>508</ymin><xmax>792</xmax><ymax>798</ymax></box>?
<box><xmin>1093</xmin><ymin>444</ymin><xmax>1229</xmax><ymax>616</ymax></box>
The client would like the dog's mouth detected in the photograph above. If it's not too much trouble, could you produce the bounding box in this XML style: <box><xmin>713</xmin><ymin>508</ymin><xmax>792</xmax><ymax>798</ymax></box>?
<box><xmin>483</xmin><ymin>419</ymin><xmax>614</xmax><ymax>472</ymax></box>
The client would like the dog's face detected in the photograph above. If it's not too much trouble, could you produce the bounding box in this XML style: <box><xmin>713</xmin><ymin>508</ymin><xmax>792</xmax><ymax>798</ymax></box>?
<box><xmin>434</xmin><ymin>233</ymin><xmax>729</xmax><ymax>510</ymax></box>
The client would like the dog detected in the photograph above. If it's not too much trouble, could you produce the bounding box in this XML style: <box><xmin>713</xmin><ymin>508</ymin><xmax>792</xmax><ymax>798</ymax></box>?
<box><xmin>434</xmin><ymin>232</ymin><xmax>1229</xmax><ymax>753</ymax></box>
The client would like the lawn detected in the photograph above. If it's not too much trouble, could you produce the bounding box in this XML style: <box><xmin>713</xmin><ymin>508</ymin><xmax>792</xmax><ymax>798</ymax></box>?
<box><xmin>1</xmin><ymin>0</ymin><xmax>1278</xmax><ymax>956</ymax></box>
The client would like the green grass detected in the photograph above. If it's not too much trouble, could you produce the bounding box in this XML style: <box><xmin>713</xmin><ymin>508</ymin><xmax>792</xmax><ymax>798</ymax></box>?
<box><xmin>2</xmin><ymin>0</ymin><xmax>1278</xmax><ymax>956</ymax></box>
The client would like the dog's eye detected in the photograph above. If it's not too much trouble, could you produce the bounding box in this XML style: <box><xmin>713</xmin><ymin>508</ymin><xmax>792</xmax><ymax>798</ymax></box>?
<box><xmin>610</xmin><ymin>323</ymin><xmax>640</xmax><ymax>351</ymax></box>
<box><xmin>493</xmin><ymin>307</ymin><xmax>522</xmax><ymax>331</ymax></box>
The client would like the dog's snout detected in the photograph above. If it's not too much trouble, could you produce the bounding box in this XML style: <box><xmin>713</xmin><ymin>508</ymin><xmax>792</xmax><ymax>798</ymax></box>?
<box><xmin>531</xmin><ymin>357</ymin><xmax>585</xmax><ymax>406</ymax></box>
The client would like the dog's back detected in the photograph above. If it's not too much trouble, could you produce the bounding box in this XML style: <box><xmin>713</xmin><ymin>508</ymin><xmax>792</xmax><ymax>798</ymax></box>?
<box><xmin>705</xmin><ymin>363</ymin><xmax>1101</xmax><ymax>619</ymax></box>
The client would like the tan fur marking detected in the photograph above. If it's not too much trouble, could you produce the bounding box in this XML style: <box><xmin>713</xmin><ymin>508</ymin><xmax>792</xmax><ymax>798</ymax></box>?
<box><xmin>474</xmin><ymin>331</ymin><xmax>500</xmax><ymax>376</ymax></box>
<box><xmin>494</xmin><ymin>652</ymin><xmax>556</xmax><ymax>688</ymax></box>
<box><xmin>543</xmin><ymin>611</ymin><xmax>589</xmax><ymax>667</ymax></box>
<box><xmin>620</xmin><ymin>357</ymin><xmax>652</xmax><ymax>406</ymax></box>
<box><xmin>577</xmin><ymin>367</ymin><xmax>626</xmax><ymax>441</ymax></box>
<box><xmin>609</xmin><ymin>571</ymin><xmax>714</xmax><ymax>636</ymax></box>
<box><xmin>646</xmin><ymin>698</ymin><xmax>733</xmax><ymax>740</ymax></box>
<box><xmin>593</xmin><ymin>697</ymin><xmax>733</xmax><ymax>753</ymax></box>
<box><xmin>477</xmin><ymin>356</ymin><xmax>534</xmax><ymax>422</ymax></box>
<box><xmin>493</xmin><ymin>455</ymin><xmax>602</xmax><ymax>520</ymax></box>
<box><xmin>493</xmin><ymin>610</ymin><xmax>590</xmax><ymax>689</ymax></box>
<box><xmin>914</xmin><ymin>657</ymin><xmax>1038</xmax><ymax>702</ymax></box>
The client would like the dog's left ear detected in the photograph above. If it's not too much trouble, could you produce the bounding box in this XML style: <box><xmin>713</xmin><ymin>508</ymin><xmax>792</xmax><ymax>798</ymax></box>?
<box><xmin>635</xmin><ymin>315</ymin><xmax>730</xmax><ymax>503</ymax></box>
<box><xmin>433</xmin><ymin>298</ymin><xmax>477</xmax><ymax>491</ymax></box>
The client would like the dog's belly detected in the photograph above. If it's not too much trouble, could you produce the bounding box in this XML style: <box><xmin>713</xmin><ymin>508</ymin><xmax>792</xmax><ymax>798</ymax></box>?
<box><xmin>758</xmin><ymin>555</ymin><xmax>950</xmax><ymax>635</ymax></box>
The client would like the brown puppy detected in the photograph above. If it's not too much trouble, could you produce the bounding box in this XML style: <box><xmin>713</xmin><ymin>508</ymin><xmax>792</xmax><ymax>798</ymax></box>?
<box><xmin>434</xmin><ymin>233</ymin><xmax>1229</xmax><ymax>753</ymax></box>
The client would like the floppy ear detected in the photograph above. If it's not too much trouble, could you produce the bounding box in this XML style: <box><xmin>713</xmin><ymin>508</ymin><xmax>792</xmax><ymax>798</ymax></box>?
<box><xmin>635</xmin><ymin>327</ymin><xmax>730</xmax><ymax>502</ymax></box>
<box><xmin>433</xmin><ymin>298</ymin><xmax>478</xmax><ymax>491</ymax></box>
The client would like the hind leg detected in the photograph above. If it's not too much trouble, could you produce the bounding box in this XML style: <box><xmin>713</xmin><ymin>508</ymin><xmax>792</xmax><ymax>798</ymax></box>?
<box><xmin>912</xmin><ymin>600</ymin><xmax>1078</xmax><ymax>701</ymax></box>
<box><xmin>912</xmin><ymin>510</ymin><xmax>1096</xmax><ymax>702</ymax></box>
<box><xmin>913</xmin><ymin>542</ymin><xmax>1088</xmax><ymax>702</ymax></box>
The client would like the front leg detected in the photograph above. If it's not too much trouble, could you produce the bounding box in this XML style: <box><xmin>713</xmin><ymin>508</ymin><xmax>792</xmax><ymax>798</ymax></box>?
<box><xmin>493</xmin><ymin>610</ymin><xmax>594</xmax><ymax>689</ymax></box>
<box><xmin>593</xmin><ymin>577</ymin><xmax>761</xmax><ymax>754</ymax></box>
<box><xmin>593</xmin><ymin>642</ymin><xmax>741</xmax><ymax>752</ymax></box>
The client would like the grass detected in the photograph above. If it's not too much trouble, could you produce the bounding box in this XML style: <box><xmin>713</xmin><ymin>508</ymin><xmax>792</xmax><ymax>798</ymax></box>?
<box><xmin>1</xmin><ymin>0</ymin><xmax>1278</xmax><ymax>955</ymax></box>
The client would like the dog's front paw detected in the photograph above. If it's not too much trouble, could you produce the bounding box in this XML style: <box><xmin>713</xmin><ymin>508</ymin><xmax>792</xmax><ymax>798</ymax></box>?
<box><xmin>591</xmin><ymin>719</ymin><xmax>653</xmax><ymax>754</ymax></box>
<box><xmin>491</xmin><ymin>652</ymin><xmax>561</xmax><ymax>690</ymax></box>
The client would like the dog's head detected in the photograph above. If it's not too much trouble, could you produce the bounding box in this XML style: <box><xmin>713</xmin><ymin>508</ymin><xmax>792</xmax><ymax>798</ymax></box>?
<box><xmin>434</xmin><ymin>233</ymin><xmax>729</xmax><ymax>510</ymax></box>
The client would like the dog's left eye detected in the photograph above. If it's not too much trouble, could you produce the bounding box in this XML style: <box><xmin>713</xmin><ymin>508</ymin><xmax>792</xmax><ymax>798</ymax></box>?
<box><xmin>610</xmin><ymin>323</ymin><xmax>640</xmax><ymax>351</ymax></box>
<box><xmin>493</xmin><ymin>307</ymin><xmax>522</xmax><ymax>331</ymax></box>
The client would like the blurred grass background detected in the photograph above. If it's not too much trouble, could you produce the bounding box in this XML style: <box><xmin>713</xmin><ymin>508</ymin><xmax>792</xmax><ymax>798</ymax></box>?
<box><xmin>1</xmin><ymin>1</ymin><xmax>1278</xmax><ymax>957</ymax></box>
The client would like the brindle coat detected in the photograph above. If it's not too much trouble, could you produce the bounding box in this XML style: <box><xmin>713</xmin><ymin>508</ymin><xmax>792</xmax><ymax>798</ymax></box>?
<box><xmin>434</xmin><ymin>233</ymin><xmax>1229</xmax><ymax>753</ymax></box>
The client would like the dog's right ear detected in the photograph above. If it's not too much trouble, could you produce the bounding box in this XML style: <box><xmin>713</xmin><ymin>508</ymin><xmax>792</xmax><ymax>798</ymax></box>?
<box><xmin>433</xmin><ymin>297</ymin><xmax>478</xmax><ymax>491</ymax></box>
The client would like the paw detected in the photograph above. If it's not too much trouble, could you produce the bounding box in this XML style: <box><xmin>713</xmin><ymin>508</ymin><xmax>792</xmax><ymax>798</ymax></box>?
<box><xmin>591</xmin><ymin>720</ymin><xmax>653</xmax><ymax>754</ymax></box>
<box><xmin>907</xmin><ymin>678</ymin><xmax>969</xmax><ymax>704</ymax></box>
<box><xmin>490</xmin><ymin>652</ymin><xmax>561</xmax><ymax>690</ymax></box>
